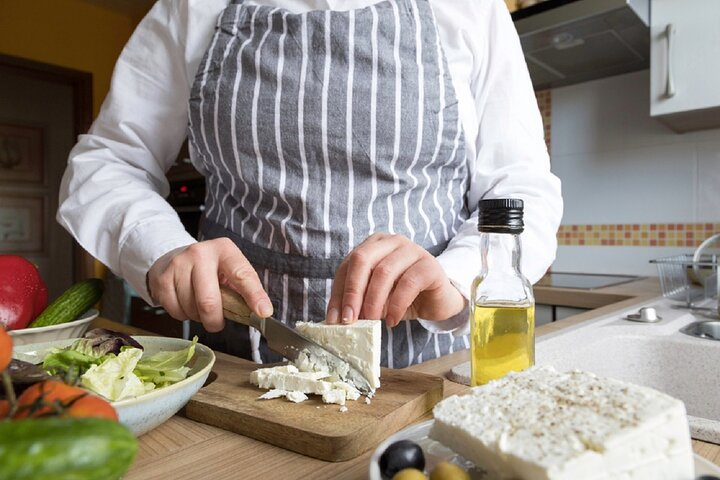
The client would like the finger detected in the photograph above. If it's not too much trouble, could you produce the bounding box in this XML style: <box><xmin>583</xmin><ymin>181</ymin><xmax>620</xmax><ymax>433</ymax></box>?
<box><xmin>327</xmin><ymin>233</ymin><xmax>403</xmax><ymax>323</ymax></box>
<box><xmin>191</xmin><ymin>255</ymin><xmax>224</xmax><ymax>333</ymax></box>
<box><xmin>216</xmin><ymin>238</ymin><xmax>273</xmax><ymax>318</ymax></box>
<box><xmin>151</xmin><ymin>259</ymin><xmax>191</xmax><ymax>322</ymax></box>
<box><xmin>360</xmin><ymin>246</ymin><xmax>424</xmax><ymax>320</ymax></box>
<box><xmin>340</xmin><ymin>235</ymin><xmax>404</xmax><ymax>324</ymax></box>
<box><xmin>176</xmin><ymin>268</ymin><xmax>200</xmax><ymax>322</ymax></box>
<box><xmin>385</xmin><ymin>259</ymin><xmax>436</xmax><ymax>327</ymax></box>
<box><xmin>326</xmin><ymin>261</ymin><xmax>349</xmax><ymax>324</ymax></box>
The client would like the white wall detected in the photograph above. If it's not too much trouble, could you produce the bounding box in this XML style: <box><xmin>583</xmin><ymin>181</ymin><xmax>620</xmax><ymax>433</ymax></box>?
<box><xmin>550</xmin><ymin>70</ymin><xmax>720</xmax><ymax>275</ymax></box>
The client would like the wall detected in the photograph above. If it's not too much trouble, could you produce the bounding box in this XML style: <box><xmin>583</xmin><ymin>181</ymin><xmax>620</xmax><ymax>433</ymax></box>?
<box><xmin>550</xmin><ymin>70</ymin><xmax>720</xmax><ymax>275</ymax></box>
<box><xmin>0</xmin><ymin>0</ymin><xmax>137</xmax><ymax>117</ymax></box>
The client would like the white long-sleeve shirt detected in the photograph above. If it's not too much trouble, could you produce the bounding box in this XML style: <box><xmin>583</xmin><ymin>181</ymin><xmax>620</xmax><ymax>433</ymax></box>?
<box><xmin>58</xmin><ymin>0</ymin><xmax>563</xmax><ymax>332</ymax></box>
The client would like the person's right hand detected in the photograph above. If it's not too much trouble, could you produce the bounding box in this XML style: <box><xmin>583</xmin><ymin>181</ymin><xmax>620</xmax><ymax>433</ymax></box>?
<box><xmin>147</xmin><ymin>237</ymin><xmax>273</xmax><ymax>333</ymax></box>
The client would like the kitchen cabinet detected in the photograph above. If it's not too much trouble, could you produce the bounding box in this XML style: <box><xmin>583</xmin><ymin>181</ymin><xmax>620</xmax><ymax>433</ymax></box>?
<box><xmin>650</xmin><ymin>0</ymin><xmax>720</xmax><ymax>132</ymax></box>
<box><xmin>536</xmin><ymin>304</ymin><xmax>590</xmax><ymax>325</ymax></box>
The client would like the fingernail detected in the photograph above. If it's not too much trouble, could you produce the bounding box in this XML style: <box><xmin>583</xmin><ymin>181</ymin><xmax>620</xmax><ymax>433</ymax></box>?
<box><xmin>342</xmin><ymin>305</ymin><xmax>354</xmax><ymax>324</ymax></box>
<box><xmin>327</xmin><ymin>307</ymin><xmax>339</xmax><ymax>324</ymax></box>
<box><xmin>258</xmin><ymin>300</ymin><xmax>273</xmax><ymax>318</ymax></box>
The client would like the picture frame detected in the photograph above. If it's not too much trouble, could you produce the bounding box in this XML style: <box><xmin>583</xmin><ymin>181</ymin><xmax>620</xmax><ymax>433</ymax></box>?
<box><xmin>0</xmin><ymin>193</ymin><xmax>45</xmax><ymax>254</ymax></box>
<box><xmin>0</xmin><ymin>123</ymin><xmax>44</xmax><ymax>185</ymax></box>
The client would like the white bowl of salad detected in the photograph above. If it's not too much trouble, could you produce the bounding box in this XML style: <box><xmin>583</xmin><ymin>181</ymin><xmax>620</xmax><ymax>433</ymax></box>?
<box><xmin>12</xmin><ymin>329</ymin><xmax>216</xmax><ymax>436</ymax></box>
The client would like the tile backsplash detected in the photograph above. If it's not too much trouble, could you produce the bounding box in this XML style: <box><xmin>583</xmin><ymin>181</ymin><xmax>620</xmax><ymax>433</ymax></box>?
<box><xmin>558</xmin><ymin>223</ymin><xmax>720</xmax><ymax>247</ymax></box>
<box><xmin>548</xmin><ymin>70</ymin><xmax>720</xmax><ymax>275</ymax></box>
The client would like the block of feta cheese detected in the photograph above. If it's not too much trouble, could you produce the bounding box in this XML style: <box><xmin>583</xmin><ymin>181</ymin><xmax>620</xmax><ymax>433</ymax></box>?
<box><xmin>430</xmin><ymin>366</ymin><xmax>695</xmax><ymax>480</ymax></box>
<box><xmin>250</xmin><ymin>320</ymin><xmax>381</xmax><ymax>406</ymax></box>
<box><xmin>295</xmin><ymin>320</ymin><xmax>381</xmax><ymax>390</ymax></box>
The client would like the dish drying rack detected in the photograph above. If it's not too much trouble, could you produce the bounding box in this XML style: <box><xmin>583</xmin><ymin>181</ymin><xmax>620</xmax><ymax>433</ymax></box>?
<box><xmin>650</xmin><ymin>254</ymin><xmax>718</xmax><ymax>310</ymax></box>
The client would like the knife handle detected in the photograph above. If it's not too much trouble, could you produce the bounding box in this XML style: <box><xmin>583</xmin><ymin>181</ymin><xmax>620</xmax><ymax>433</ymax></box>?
<box><xmin>220</xmin><ymin>285</ymin><xmax>253</xmax><ymax>326</ymax></box>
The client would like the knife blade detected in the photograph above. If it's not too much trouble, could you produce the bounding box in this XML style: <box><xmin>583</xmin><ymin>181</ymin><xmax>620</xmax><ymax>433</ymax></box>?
<box><xmin>220</xmin><ymin>286</ymin><xmax>373</xmax><ymax>394</ymax></box>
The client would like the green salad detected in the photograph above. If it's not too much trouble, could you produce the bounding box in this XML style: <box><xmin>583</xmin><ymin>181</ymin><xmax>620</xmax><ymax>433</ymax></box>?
<box><xmin>41</xmin><ymin>329</ymin><xmax>198</xmax><ymax>401</ymax></box>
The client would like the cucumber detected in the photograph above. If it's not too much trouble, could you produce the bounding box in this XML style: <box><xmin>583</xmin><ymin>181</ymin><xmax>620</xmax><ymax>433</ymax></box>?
<box><xmin>29</xmin><ymin>278</ymin><xmax>104</xmax><ymax>328</ymax></box>
<box><xmin>0</xmin><ymin>417</ymin><xmax>137</xmax><ymax>480</ymax></box>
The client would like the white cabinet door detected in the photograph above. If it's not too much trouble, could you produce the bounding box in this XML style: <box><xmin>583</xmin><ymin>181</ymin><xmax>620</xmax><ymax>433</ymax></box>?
<box><xmin>650</xmin><ymin>0</ymin><xmax>720</xmax><ymax>132</ymax></box>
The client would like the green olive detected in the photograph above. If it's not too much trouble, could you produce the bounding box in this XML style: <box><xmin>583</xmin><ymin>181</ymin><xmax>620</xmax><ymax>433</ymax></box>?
<box><xmin>392</xmin><ymin>468</ymin><xmax>428</xmax><ymax>480</ymax></box>
<box><xmin>429</xmin><ymin>462</ymin><xmax>470</xmax><ymax>480</ymax></box>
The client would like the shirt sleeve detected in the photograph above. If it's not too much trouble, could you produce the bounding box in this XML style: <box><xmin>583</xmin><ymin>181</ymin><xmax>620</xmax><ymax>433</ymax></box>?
<box><xmin>426</xmin><ymin>0</ymin><xmax>564</xmax><ymax>335</ymax></box>
<box><xmin>57</xmin><ymin>0</ymin><xmax>200</xmax><ymax>305</ymax></box>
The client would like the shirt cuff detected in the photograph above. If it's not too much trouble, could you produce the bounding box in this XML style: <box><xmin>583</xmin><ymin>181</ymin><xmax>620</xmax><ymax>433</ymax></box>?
<box><xmin>416</xmin><ymin>300</ymin><xmax>470</xmax><ymax>336</ymax></box>
<box><xmin>118</xmin><ymin>219</ymin><xmax>197</xmax><ymax>305</ymax></box>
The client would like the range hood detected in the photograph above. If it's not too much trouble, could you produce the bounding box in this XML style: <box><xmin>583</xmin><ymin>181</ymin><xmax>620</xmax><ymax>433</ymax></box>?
<box><xmin>512</xmin><ymin>0</ymin><xmax>650</xmax><ymax>90</ymax></box>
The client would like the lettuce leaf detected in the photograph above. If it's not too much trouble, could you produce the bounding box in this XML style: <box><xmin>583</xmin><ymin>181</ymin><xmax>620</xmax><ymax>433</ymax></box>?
<box><xmin>41</xmin><ymin>329</ymin><xmax>144</xmax><ymax>381</ymax></box>
<box><xmin>134</xmin><ymin>337</ymin><xmax>198</xmax><ymax>387</ymax></box>
<box><xmin>42</xmin><ymin>348</ymin><xmax>108</xmax><ymax>381</ymax></box>
<box><xmin>80</xmin><ymin>348</ymin><xmax>155</xmax><ymax>401</ymax></box>
<box><xmin>41</xmin><ymin>333</ymin><xmax>198</xmax><ymax>401</ymax></box>
<box><xmin>73</xmin><ymin>328</ymin><xmax>144</xmax><ymax>357</ymax></box>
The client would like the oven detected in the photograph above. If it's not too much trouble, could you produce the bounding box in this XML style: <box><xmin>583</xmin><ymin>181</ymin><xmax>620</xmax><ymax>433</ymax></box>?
<box><xmin>167</xmin><ymin>177</ymin><xmax>206</xmax><ymax>238</ymax></box>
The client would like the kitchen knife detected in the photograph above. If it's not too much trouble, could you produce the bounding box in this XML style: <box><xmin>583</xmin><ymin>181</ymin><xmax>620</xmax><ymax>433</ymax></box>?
<box><xmin>219</xmin><ymin>286</ymin><xmax>374</xmax><ymax>394</ymax></box>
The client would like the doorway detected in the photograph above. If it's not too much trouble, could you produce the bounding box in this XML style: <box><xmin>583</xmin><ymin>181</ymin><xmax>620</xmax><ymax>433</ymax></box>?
<box><xmin>0</xmin><ymin>54</ymin><xmax>94</xmax><ymax>298</ymax></box>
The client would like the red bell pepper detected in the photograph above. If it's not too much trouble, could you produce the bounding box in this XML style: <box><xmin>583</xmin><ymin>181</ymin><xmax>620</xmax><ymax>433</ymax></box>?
<box><xmin>0</xmin><ymin>255</ymin><xmax>49</xmax><ymax>331</ymax></box>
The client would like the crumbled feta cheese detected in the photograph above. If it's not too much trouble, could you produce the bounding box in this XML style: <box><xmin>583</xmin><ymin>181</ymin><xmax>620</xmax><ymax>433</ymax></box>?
<box><xmin>285</xmin><ymin>391</ymin><xmax>308</xmax><ymax>403</ymax></box>
<box><xmin>258</xmin><ymin>389</ymin><xmax>287</xmax><ymax>400</ymax></box>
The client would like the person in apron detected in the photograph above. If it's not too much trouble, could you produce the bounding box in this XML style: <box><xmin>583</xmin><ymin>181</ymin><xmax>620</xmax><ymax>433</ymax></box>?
<box><xmin>181</xmin><ymin>0</ymin><xmax>469</xmax><ymax>367</ymax></box>
<box><xmin>58</xmin><ymin>0</ymin><xmax>563</xmax><ymax>369</ymax></box>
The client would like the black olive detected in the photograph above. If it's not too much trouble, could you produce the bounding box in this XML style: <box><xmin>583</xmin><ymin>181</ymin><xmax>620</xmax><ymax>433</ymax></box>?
<box><xmin>696</xmin><ymin>476</ymin><xmax>720</xmax><ymax>480</ymax></box>
<box><xmin>379</xmin><ymin>440</ymin><xmax>426</xmax><ymax>480</ymax></box>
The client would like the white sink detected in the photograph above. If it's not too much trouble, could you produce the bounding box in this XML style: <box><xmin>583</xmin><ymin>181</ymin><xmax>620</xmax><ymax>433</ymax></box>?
<box><xmin>536</xmin><ymin>297</ymin><xmax>720</xmax><ymax>444</ymax></box>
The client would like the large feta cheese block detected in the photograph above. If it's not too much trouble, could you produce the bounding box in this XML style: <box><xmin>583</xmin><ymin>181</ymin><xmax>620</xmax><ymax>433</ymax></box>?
<box><xmin>295</xmin><ymin>320</ymin><xmax>382</xmax><ymax>390</ymax></box>
<box><xmin>430</xmin><ymin>366</ymin><xmax>694</xmax><ymax>480</ymax></box>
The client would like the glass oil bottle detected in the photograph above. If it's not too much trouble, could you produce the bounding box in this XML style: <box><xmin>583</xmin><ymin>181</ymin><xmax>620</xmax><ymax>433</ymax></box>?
<box><xmin>470</xmin><ymin>198</ymin><xmax>535</xmax><ymax>386</ymax></box>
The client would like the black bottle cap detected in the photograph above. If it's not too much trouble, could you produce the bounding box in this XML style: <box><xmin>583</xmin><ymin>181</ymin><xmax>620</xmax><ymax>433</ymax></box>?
<box><xmin>477</xmin><ymin>198</ymin><xmax>524</xmax><ymax>233</ymax></box>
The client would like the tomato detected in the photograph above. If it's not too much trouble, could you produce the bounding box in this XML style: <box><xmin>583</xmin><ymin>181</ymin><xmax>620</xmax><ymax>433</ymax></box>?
<box><xmin>65</xmin><ymin>394</ymin><xmax>118</xmax><ymax>421</ymax></box>
<box><xmin>0</xmin><ymin>399</ymin><xmax>9</xmax><ymax>419</ymax></box>
<box><xmin>0</xmin><ymin>327</ymin><xmax>10</xmax><ymax>372</ymax></box>
<box><xmin>0</xmin><ymin>255</ymin><xmax>49</xmax><ymax>330</ymax></box>
<box><xmin>14</xmin><ymin>380</ymin><xmax>117</xmax><ymax>421</ymax></box>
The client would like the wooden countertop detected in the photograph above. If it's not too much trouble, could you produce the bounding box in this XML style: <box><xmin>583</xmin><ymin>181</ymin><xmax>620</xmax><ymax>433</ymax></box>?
<box><xmin>94</xmin><ymin>277</ymin><xmax>719</xmax><ymax>479</ymax></box>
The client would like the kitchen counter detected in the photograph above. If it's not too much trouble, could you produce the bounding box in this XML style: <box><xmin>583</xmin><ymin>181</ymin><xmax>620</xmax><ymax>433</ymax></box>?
<box><xmin>92</xmin><ymin>276</ymin><xmax>719</xmax><ymax>479</ymax></box>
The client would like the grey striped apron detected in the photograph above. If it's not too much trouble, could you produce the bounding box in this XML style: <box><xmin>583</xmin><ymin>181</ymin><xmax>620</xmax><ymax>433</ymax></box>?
<box><xmin>187</xmin><ymin>0</ymin><xmax>471</xmax><ymax>368</ymax></box>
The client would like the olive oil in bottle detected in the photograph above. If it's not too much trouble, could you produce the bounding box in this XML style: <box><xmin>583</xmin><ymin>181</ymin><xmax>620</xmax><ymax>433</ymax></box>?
<box><xmin>471</xmin><ymin>304</ymin><xmax>535</xmax><ymax>385</ymax></box>
<box><xmin>470</xmin><ymin>199</ymin><xmax>535</xmax><ymax>387</ymax></box>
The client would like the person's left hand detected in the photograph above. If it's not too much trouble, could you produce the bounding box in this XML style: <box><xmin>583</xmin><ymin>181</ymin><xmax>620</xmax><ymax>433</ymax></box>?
<box><xmin>326</xmin><ymin>233</ymin><xmax>466</xmax><ymax>327</ymax></box>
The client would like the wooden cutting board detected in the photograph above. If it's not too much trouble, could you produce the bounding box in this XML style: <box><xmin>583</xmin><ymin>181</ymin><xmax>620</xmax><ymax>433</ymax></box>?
<box><xmin>183</xmin><ymin>352</ymin><xmax>444</xmax><ymax>462</ymax></box>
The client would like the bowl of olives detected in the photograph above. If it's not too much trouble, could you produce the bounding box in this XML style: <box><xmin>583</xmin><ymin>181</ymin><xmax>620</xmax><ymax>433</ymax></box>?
<box><xmin>370</xmin><ymin>420</ymin><xmax>474</xmax><ymax>480</ymax></box>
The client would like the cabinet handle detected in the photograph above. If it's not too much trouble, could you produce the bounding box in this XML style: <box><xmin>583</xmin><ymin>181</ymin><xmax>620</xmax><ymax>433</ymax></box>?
<box><xmin>664</xmin><ymin>23</ymin><xmax>676</xmax><ymax>99</ymax></box>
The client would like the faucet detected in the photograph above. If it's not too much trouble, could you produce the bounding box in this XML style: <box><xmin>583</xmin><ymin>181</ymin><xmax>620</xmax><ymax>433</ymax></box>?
<box><xmin>692</xmin><ymin>233</ymin><xmax>720</xmax><ymax>317</ymax></box>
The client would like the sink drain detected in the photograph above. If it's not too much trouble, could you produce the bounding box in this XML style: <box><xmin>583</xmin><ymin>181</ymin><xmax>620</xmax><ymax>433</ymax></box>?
<box><xmin>680</xmin><ymin>321</ymin><xmax>720</xmax><ymax>341</ymax></box>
